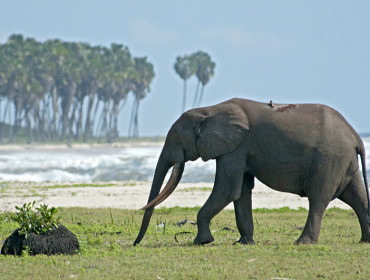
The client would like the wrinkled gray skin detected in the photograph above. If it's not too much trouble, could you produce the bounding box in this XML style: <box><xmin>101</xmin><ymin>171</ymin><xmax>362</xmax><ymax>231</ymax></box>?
<box><xmin>134</xmin><ymin>98</ymin><xmax>370</xmax><ymax>245</ymax></box>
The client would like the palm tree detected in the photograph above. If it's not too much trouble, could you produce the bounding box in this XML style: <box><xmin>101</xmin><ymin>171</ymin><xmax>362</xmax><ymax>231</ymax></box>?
<box><xmin>128</xmin><ymin>57</ymin><xmax>154</xmax><ymax>138</ymax></box>
<box><xmin>21</xmin><ymin>37</ymin><xmax>48</xmax><ymax>142</ymax></box>
<box><xmin>82</xmin><ymin>45</ymin><xmax>102</xmax><ymax>141</ymax></box>
<box><xmin>58</xmin><ymin>42</ymin><xmax>81</xmax><ymax>141</ymax></box>
<box><xmin>174</xmin><ymin>55</ymin><xmax>195</xmax><ymax>112</ymax></box>
<box><xmin>108</xmin><ymin>44</ymin><xmax>136</xmax><ymax>140</ymax></box>
<box><xmin>191</xmin><ymin>51</ymin><xmax>215</xmax><ymax>107</ymax></box>
<box><xmin>4</xmin><ymin>34</ymin><xmax>27</xmax><ymax>142</ymax></box>
<box><xmin>95</xmin><ymin>44</ymin><xmax>135</xmax><ymax>141</ymax></box>
<box><xmin>0</xmin><ymin>44</ymin><xmax>8</xmax><ymax>141</ymax></box>
<box><xmin>42</xmin><ymin>39</ymin><xmax>61</xmax><ymax>140</ymax></box>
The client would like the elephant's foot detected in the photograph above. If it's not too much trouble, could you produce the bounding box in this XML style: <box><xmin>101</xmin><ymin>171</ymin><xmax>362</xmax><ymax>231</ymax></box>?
<box><xmin>359</xmin><ymin>225</ymin><xmax>370</xmax><ymax>243</ymax></box>
<box><xmin>295</xmin><ymin>236</ymin><xmax>318</xmax><ymax>245</ymax></box>
<box><xmin>234</xmin><ymin>236</ymin><xmax>255</xmax><ymax>245</ymax></box>
<box><xmin>360</xmin><ymin>232</ymin><xmax>370</xmax><ymax>243</ymax></box>
<box><xmin>193</xmin><ymin>230</ymin><xmax>214</xmax><ymax>245</ymax></box>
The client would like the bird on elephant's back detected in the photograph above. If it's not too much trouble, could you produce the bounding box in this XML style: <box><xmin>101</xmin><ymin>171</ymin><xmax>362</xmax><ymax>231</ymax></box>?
<box><xmin>134</xmin><ymin>98</ymin><xmax>370</xmax><ymax>246</ymax></box>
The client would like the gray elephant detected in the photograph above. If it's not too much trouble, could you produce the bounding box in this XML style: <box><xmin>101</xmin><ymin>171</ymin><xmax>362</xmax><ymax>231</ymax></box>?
<box><xmin>134</xmin><ymin>98</ymin><xmax>370</xmax><ymax>245</ymax></box>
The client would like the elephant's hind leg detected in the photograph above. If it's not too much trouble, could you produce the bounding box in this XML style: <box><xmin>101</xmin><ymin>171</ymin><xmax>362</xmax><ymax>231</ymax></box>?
<box><xmin>338</xmin><ymin>171</ymin><xmax>370</xmax><ymax>243</ymax></box>
<box><xmin>295</xmin><ymin>157</ymin><xmax>337</xmax><ymax>245</ymax></box>
<box><xmin>295</xmin><ymin>199</ymin><xmax>329</xmax><ymax>244</ymax></box>
<box><xmin>233</xmin><ymin>173</ymin><xmax>255</xmax><ymax>244</ymax></box>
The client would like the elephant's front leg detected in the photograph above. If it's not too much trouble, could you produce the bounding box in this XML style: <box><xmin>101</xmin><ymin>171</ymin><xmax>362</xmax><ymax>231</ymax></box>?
<box><xmin>234</xmin><ymin>173</ymin><xmax>255</xmax><ymax>244</ymax></box>
<box><xmin>194</xmin><ymin>152</ymin><xmax>246</xmax><ymax>245</ymax></box>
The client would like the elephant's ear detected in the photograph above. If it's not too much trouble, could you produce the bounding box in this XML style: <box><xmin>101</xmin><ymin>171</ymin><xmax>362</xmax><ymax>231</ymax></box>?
<box><xmin>196</xmin><ymin>104</ymin><xmax>249</xmax><ymax>161</ymax></box>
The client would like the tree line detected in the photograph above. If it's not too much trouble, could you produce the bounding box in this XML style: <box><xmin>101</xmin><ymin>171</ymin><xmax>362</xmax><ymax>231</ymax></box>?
<box><xmin>0</xmin><ymin>34</ymin><xmax>154</xmax><ymax>142</ymax></box>
<box><xmin>0</xmin><ymin>34</ymin><xmax>216</xmax><ymax>143</ymax></box>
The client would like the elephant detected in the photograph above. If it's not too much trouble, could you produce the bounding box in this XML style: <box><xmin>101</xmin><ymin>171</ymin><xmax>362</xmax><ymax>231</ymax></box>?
<box><xmin>134</xmin><ymin>98</ymin><xmax>370</xmax><ymax>245</ymax></box>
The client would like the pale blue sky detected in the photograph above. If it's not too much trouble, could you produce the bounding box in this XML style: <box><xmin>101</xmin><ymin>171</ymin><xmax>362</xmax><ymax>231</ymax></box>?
<box><xmin>1</xmin><ymin>1</ymin><xmax>369</xmax><ymax>135</ymax></box>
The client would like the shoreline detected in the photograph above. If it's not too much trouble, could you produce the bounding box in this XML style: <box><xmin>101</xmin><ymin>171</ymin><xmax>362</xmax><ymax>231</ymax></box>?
<box><xmin>0</xmin><ymin>141</ymin><xmax>164</xmax><ymax>150</ymax></box>
<box><xmin>0</xmin><ymin>180</ymin><xmax>350</xmax><ymax>212</ymax></box>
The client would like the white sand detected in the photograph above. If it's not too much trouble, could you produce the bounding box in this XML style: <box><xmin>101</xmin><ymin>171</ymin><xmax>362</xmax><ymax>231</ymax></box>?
<box><xmin>0</xmin><ymin>180</ymin><xmax>349</xmax><ymax>212</ymax></box>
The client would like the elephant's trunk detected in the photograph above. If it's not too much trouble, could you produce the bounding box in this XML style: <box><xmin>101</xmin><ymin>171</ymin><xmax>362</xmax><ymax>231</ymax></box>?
<box><xmin>133</xmin><ymin>156</ymin><xmax>184</xmax><ymax>246</ymax></box>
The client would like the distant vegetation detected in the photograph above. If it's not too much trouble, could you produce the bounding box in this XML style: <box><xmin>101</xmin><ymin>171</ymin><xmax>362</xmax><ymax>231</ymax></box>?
<box><xmin>0</xmin><ymin>34</ymin><xmax>216</xmax><ymax>144</ymax></box>
<box><xmin>174</xmin><ymin>51</ymin><xmax>216</xmax><ymax>113</ymax></box>
<box><xmin>0</xmin><ymin>34</ymin><xmax>154</xmax><ymax>143</ymax></box>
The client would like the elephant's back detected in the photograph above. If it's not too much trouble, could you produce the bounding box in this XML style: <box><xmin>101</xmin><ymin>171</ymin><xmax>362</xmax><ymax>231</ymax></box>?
<box><xmin>222</xmin><ymin>98</ymin><xmax>360</xmax><ymax>151</ymax></box>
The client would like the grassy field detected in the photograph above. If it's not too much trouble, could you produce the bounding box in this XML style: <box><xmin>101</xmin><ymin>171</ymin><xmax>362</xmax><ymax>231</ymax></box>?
<box><xmin>0</xmin><ymin>207</ymin><xmax>369</xmax><ymax>279</ymax></box>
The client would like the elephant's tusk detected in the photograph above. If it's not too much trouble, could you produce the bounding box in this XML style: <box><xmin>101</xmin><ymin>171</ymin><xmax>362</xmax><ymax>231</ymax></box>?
<box><xmin>141</xmin><ymin>162</ymin><xmax>185</xmax><ymax>210</ymax></box>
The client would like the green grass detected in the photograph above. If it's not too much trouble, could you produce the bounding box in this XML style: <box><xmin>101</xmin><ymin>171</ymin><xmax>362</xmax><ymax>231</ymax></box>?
<box><xmin>33</xmin><ymin>183</ymin><xmax>116</xmax><ymax>189</ymax></box>
<box><xmin>0</xmin><ymin>207</ymin><xmax>369</xmax><ymax>279</ymax></box>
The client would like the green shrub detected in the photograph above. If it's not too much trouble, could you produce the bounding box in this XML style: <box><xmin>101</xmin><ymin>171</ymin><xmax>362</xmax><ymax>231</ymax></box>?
<box><xmin>12</xmin><ymin>201</ymin><xmax>60</xmax><ymax>238</ymax></box>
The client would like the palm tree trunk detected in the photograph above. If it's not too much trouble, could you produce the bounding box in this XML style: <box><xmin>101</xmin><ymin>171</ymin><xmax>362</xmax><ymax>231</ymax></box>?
<box><xmin>25</xmin><ymin>108</ymin><xmax>32</xmax><ymax>144</ymax></box>
<box><xmin>104</xmin><ymin>100</ymin><xmax>110</xmax><ymax>138</ymax></box>
<box><xmin>68</xmin><ymin>98</ymin><xmax>78</xmax><ymax>141</ymax></box>
<box><xmin>40</xmin><ymin>99</ymin><xmax>49</xmax><ymax>141</ymax></box>
<box><xmin>111</xmin><ymin>100</ymin><xmax>120</xmax><ymax>140</ymax></box>
<box><xmin>83</xmin><ymin>92</ymin><xmax>95</xmax><ymax>142</ymax></box>
<box><xmin>133</xmin><ymin>97</ymin><xmax>140</xmax><ymax>138</ymax></box>
<box><xmin>35</xmin><ymin>101</ymin><xmax>44</xmax><ymax>142</ymax></box>
<box><xmin>181</xmin><ymin>79</ymin><xmax>187</xmax><ymax>113</ymax></box>
<box><xmin>75</xmin><ymin>99</ymin><xmax>84</xmax><ymax>140</ymax></box>
<box><xmin>94</xmin><ymin>101</ymin><xmax>103</xmax><ymax>138</ymax></box>
<box><xmin>51</xmin><ymin>86</ymin><xmax>58</xmax><ymax>140</ymax></box>
<box><xmin>118</xmin><ymin>96</ymin><xmax>128</xmax><ymax>112</ymax></box>
<box><xmin>10</xmin><ymin>101</ymin><xmax>19</xmax><ymax>143</ymax></box>
<box><xmin>98</xmin><ymin>100</ymin><xmax>110</xmax><ymax>140</ymax></box>
<box><xmin>8</xmin><ymin>101</ymin><xmax>12</xmax><ymax>141</ymax></box>
<box><xmin>0</xmin><ymin>99</ymin><xmax>10</xmax><ymax>141</ymax></box>
<box><xmin>76</xmin><ymin>103</ymin><xmax>83</xmax><ymax>140</ymax></box>
<box><xmin>38</xmin><ymin>102</ymin><xmax>44</xmax><ymax>141</ymax></box>
<box><xmin>192</xmin><ymin>81</ymin><xmax>200</xmax><ymax>108</ymax></box>
<box><xmin>197</xmin><ymin>85</ymin><xmax>205</xmax><ymax>107</ymax></box>
<box><xmin>108</xmin><ymin>100</ymin><xmax>114</xmax><ymax>140</ymax></box>
<box><xmin>61</xmin><ymin>83</ymin><xmax>77</xmax><ymax>141</ymax></box>
<box><xmin>91</xmin><ymin>98</ymin><xmax>101</xmax><ymax>137</ymax></box>
<box><xmin>0</xmin><ymin>96</ymin><xmax>2</xmax><ymax>142</ymax></box>
<box><xmin>43</xmin><ymin>97</ymin><xmax>51</xmax><ymax>141</ymax></box>
<box><xmin>128</xmin><ymin>97</ymin><xmax>137</xmax><ymax>137</ymax></box>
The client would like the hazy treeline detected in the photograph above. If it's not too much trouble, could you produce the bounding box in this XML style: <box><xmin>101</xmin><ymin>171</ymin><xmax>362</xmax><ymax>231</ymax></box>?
<box><xmin>0</xmin><ymin>34</ymin><xmax>216</xmax><ymax>143</ymax></box>
<box><xmin>0</xmin><ymin>34</ymin><xmax>154</xmax><ymax>142</ymax></box>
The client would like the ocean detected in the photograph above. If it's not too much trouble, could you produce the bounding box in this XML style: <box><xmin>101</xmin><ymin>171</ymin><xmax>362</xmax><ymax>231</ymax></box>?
<box><xmin>0</xmin><ymin>137</ymin><xmax>369</xmax><ymax>183</ymax></box>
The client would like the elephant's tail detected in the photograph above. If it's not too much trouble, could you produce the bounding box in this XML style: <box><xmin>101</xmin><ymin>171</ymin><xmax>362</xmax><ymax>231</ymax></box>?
<box><xmin>356</xmin><ymin>143</ymin><xmax>370</xmax><ymax>221</ymax></box>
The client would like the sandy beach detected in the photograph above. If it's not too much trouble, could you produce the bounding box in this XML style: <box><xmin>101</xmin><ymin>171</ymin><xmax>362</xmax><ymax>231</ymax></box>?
<box><xmin>0</xmin><ymin>180</ymin><xmax>350</xmax><ymax>212</ymax></box>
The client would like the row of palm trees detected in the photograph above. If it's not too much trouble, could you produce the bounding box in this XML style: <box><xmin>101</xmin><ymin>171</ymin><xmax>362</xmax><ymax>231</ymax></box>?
<box><xmin>174</xmin><ymin>51</ymin><xmax>216</xmax><ymax>113</ymax></box>
<box><xmin>0</xmin><ymin>34</ymin><xmax>154</xmax><ymax>142</ymax></box>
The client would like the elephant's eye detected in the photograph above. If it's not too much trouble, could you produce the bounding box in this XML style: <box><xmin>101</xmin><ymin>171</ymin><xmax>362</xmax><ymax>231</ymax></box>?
<box><xmin>195</xmin><ymin>127</ymin><xmax>201</xmax><ymax>139</ymax></box>
<box><xmin>195</xmin><ymin>120</ymin><xmax>205</xmax><ymax>140</ymax></box>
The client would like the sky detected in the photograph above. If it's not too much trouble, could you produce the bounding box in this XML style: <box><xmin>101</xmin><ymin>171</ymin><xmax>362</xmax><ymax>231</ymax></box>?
<box><xmin>1</xmin><ymin>0</ymin><xmax>370</xmax><ymax>136</ymax></box>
